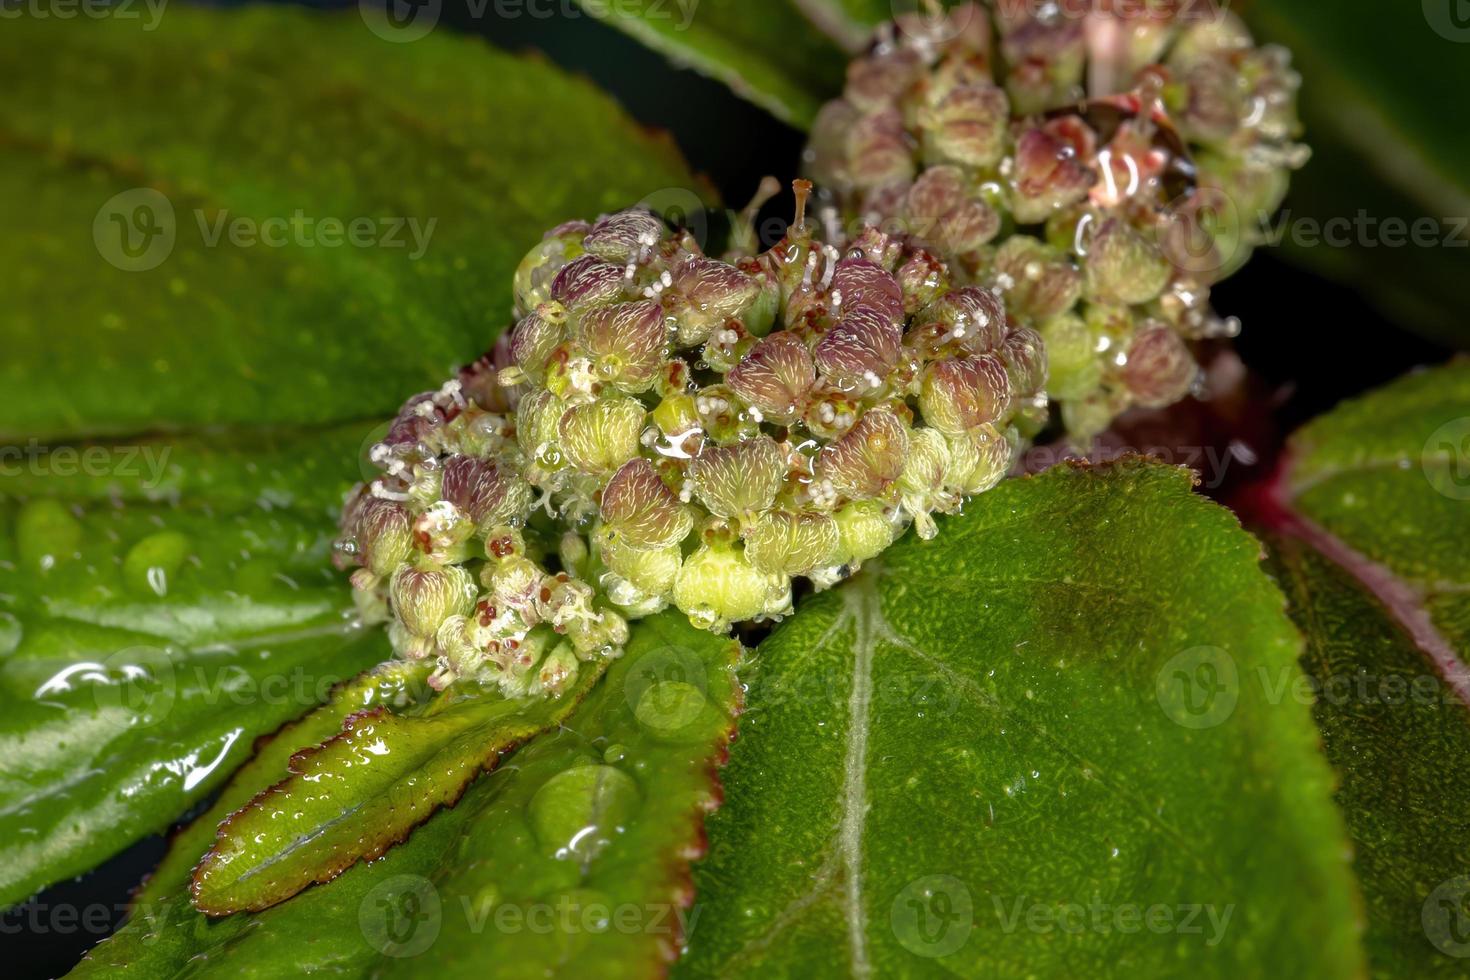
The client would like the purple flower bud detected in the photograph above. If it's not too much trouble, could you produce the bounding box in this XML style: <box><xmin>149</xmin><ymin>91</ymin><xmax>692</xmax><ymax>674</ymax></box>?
<box><xmin>1000</xmin><ymin>326</ymin><xmax>1048</xmax><ymax>398</ymax></box>
<box><xmin>912</xmin><ymin>285</ymin><xmax>1006</xmax><ymax>358</ymax></box>
<box><xmin>440</xmin><ymin>454</ymin><xmax>532</xmax><ymax>531</ymax></box>
<box><xmin>895</xmin><ymin>247</ymin><xmax>951</xmax><ymax>315</ymax></box>
<box><xmin>551</xmin><ymin>255</ymin><xmax>627</xmax><ymax>310</ymax></box>
<box><xmin>815</xmin><ymin>407</ymin><xmax>909</xmax><ymax>500</ymax></box>
<box><xmin>921</xmin><ymin>83</ymin><xmax>1009</xmax><ymax>169</ymax></box>
<box><xmin>830</xmin><ymin>257</ymin><xmax>904</xmax><ymax>322</ymax></box>
<box><xmin>847</xmin><ymin>108</ymin><xmax>916</xmax><ymax>190</ymax></box>
<box><xmin>726</xmin><ymin>333</ymin><xmax>816</xmax><ymax>425</ymax></box>
<box><xmin>510</xmin><ymin>304</ymin><xmax>567</xmax><ymax>381</ymax></box>
<box><xmin>1010</xmin><ymin>125</ymin><xmax>1096</xmax><ymax>224</ymax></box>
<box><xmin>996</xmin><ymin>12</ymin><xmax>1085</xmax><ymax>115</ymax></box>
<box><xmin>600</xmin><ymin>458</ymin><xmax>694</xmax><ymax>551</ymax></box>
<box><xmin>690</xmin><ymin>435</ymin><xmax>787</xmax><ymax>521</ymax></box>
<box><xmin>918</xmin><ymin>354</ymin><xmax>1012</xmax><ymax>434</ymax></box>
<box><xmin>668</xmin><ymin>255</ymin><xmax>765</xmax><ymax>348</ymax></box>
<box><xmin>904</xmin><ymin>166</ymin><xmax>999</xmax><ymax>255</ymax></box>
<box><xmin>813</xmin><ymin>307</ymin><xmax>903</xmax><ymax>392</ymax></box>
<box><xmin>576</xmin><ymin>300</ymin><xmax>668</xmax><ymax>392</ymax></box>
<box><xmin>582</xmin><ymin>209</ymin><xmax>667</xmax><ymax>264</ymax></box>
<box><xmin>1121</xmin><ymin>324</ymin><xmax>1198</xmax><ymax>408</ymax></box>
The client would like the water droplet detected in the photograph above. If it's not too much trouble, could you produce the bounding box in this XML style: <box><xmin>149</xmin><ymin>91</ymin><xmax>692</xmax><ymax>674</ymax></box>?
<box><xmin>528</xmin><ymin>765</ymin><xmax>640</xmax><ymax>862</ymax></box>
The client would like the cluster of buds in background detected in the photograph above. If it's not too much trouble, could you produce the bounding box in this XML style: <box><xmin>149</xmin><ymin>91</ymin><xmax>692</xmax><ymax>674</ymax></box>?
<box><xmin>805</xmin><ymin>1</ymin><xmax>1307</xmax><ymax>439</ymax></box>
<box><xmin>336</xmin><ymin>189</ymin><xmax>1045</xmax><ymax>696</ymax></box>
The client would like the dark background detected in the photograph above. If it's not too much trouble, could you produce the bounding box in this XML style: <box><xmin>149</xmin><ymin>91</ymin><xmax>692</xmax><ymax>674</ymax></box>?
<box><xmin>7</xmin><ymin>2</ymin><xmax>1453</xmax><ymax>976</ymax></box>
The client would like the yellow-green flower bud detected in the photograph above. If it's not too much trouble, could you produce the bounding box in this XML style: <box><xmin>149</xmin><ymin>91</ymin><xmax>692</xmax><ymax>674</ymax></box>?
<box><xmin>945</xmin><ymin>423</ymin><xmax>1015</xmax><ymax>495</ymax></box>
<box><xmin>1086</xmin><ymin>218</ymin><xmax>1173</xmax><ymax>306</ymax></box>
<box><xmin>833</xmin><ymin>499</ymin><xmax>899</xmax><ymax>567</ymax></box>
<box><xmin>918</xmin><ymin>354</ymin><xmax>1012</xmax><ymax>435</ymax></box>
<box><xmin>744</xmin><ymin>510</ymin><xmax>840</xmax><ymax>576</ymax></box>
<box><xmin>673</xmin><ymin>536</ymin><xmax>782</xmax><ymax>632</ymax></box>
<box><xmin>598</xmin><ymin>530</ymin><xmax>682</xmax><ymax>596</ymax></box>
<box><xmin>389</xmin><ymin>565</ymin><xmax>477</xmax><ymax>647</ymax></box>
<box><xmin>514</xmin><ymin>222</ymin><xmax>587</xmax><ymax>314</ymax></box>
<box><xmin>558</xmin><ymin>396</ymin><xmax>646</xmax><ymax>475</ymax></box>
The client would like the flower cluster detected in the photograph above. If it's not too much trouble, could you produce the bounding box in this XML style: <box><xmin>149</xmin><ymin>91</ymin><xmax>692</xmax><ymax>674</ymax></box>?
<box><xmin>804</xmin><ymin>2</ymin><xmax>1307</xmax><ymax>439</ymax></box>
<box><xmin>336</xmin><ymin>187</ymin><xmax>1045</xmax><ymax>695</ymax></box>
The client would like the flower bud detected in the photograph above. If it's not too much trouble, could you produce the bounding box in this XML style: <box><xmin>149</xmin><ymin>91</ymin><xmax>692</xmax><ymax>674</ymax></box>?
<box><xmin>1000</xmin><ymin>327</ymin><xmax>1047</xmax><ymax>398</ymax></box>
<box><xmin>516</xmin><ymin>389</ymin><xmax>569</xmax><ymax>467</ymax></box>
<box><xmin>904</xmin><ymin>166</ymin><xmax>999</xmax><ymax>255</ymax></box>
<box><xmin>847</xmin><ymin>108</ymin><xmax>916</xmax><ymax>190</ymax></box>
<box><xmin>990</xmin><ymin>236</ymin><xmax>1082</xmax><ymax>323</ymax></box>
<box><xmin>689</xmin><ymin>435</ymin><xmax>786</xmax><ymax>521</ymax></box>
<box><xmin>693</xmin><ymin>383</ymin><xmax>758</xmax><ymax>445</ymax></box>
<box><xmin>352</xmin><ymin>497</ymin><xmax>414</xmax><ymax>577</ymax></box>
<box><xmin>920</xmin><ymin>82</ymin><xmax>1008</xmax><ymax>168</ymax></box>
<box><xmin>514</xmin><ymin>222</ymin><xmax>588</xmax><ymax>314</ymax></box>
<box><xmin>530</xmin><ymin>641</ymin><xmax>581</xmax><ymax>698</ymax></box>
<box><xmin>440</xmin><ymin>454</ymin><xmax>533</xmax><ymax>532</ymax></box>
<box><xmin>576</xmin><ymin>300</ymin><xmax>668</xmax><ymax>392</ymax></box>
<box><xmin>1086</xmin><ymin>218</ymin><xmax>1172</xmax><ymax>305</ymax></box>
<box><xmin>912</xmin><ymin>286</ymin><xmax>1005</xmax><ymax>357</ymax></box>
<box><xmin>816</xmin><ymin>408</ymin><xmax>909</xmax><ymax>500</ymax></box>
<box><xmin>390</xmin><ymin>565</ymin><xmax>477</xmax><ymax>644</ymax></box>
<box><xmin>509</xmin><ymin>304</ymin><xmax>567</xmax><ymax>382</ymax></box>
<box><xmin>673</xmin><ymin>536</ymin><xmax>781</xmax><ymax>632</ymax></box>
<box><xmin>813</xmin><ymin>307</ymin><xmax>903</xmax><ymax>392</ymax></box>
<box><xmin>412</xmin><ymin>500</ymin><xmax>477</xmax><ymax>566</ymax></box>
<box><xmin>551</xmin><ymin>255</ymin><xmax>627</xmax><ymax>311</ymax></box>
<box><xmin>1038</xmin><ymin>313</ymin><xmax>1100</xmax><ymax>401</ymax></box>
<box><xmin>600</xmin><ymin>458</ymin><xmax>693</xmax><ymax>550</ymax></box>
<box><xmin>898</xmin><ymin>426</ymin><xmax>951</xmax><ymax>499</ymax></box>
<box><xmin>599</xmin><ymin>532</ymin><xmax>682</xmax><ymax>597</ymax></box>
<box><xmin>726</xmin><ymin>333</ymin><xmax>816</xmax><ymax>425</ymax></box>
<box><xmin>1121</xmin><ymin>324</ymin><xmax>1199</xmax><ymax>408</ymax></box>
<box><xmin>918</xmin><ymin>354</ymin><xmax>1012</xmax><ymax>434</ymax></box>
<box><xmin>668</xmin><ymin>256</ymin><xmax>765</xmax><ymax>347</ymax></box>
<box><xmin>582</xmin><ymin>209</ymin><xmax>667</xmax><ymax>264</ymax></box>
<box><xmin>833</xmin><ymin>499</ymin><xmax>898</xmax><ymax>567</ymax></box>
<box><xmin>744</xmin><ymin>510</ymin><xmax>840</xmax><ymax>576</ymax></box>
<box><xmin>1010</xmin><ymin>125</ymin><xmax>1096</xmax><ymax>224</ymax></box>
<box><xmin>945</xmin><ymin>423</ymin><xmax>1015</xmax><ymax>495</ymax></box>
<box><xmin>558</xmin><ymin>396</ymin><xmax>647</xmax><ymax>475</ymax></box>
<box><xmin>829</xmin><ymin>258</ymin><xmax>904</xmax><ymax>322</ymax></box>
<box><xmin>846</xmin><ymin>47</ymin><xmax>924</xmax><ymax>112</ymax></box>
<box><xmin>997</xmin><ymin>14</ymin><xmax>1085</xmax><ymax>115</ymax></box>
<box><xmin>488</xmin><ymin>555</ymin><xmax>546</xmax><ymax>623</ymax></box>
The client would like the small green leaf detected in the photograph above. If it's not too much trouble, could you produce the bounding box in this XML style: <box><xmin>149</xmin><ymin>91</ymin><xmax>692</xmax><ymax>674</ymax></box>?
<box><xmin>680</xmin><ymin>461</ymin><xmax>1363</xmax><ymax>978</ymax></box>
<box><xmin>0</xmin><ymin>5</ymin><xmax>710</xmax><ymax>439</ymax></box>
<box><xmin>1250</xmin><ymin>359</ymin><xmax>1470</xmax><ymax>973</ymax></box>
<box><xmin>191</xmin><ymin>658</ymin><xmax>610</xmax><ymax>915</ymax></box>
<box><xmin>571</xmin><ymin>0</ymin><xmax>848</xmax><ymax>126</ymax></box>
<box><xmin>72</xmin><ymin>612</ymin><xmax>740</xmax><ymax>979</ymax></box>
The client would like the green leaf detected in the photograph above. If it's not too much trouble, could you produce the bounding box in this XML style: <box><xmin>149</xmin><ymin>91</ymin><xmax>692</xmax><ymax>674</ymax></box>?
<box><xmin>72</xmin><ymin>612</ymin><xmax>740</xmax><ymax>979</ymax></box>
<box><xmin>1250</xmin><ymin>359</ymin><xmax>1470</xmax><ymax>973</ymax></box>
<box><xmin>0</xmin><ymin>424</ymin><xmax>384</xmax><ymax>906</ymax></box>
<box><xmin>571</xmin><ymin>0</ymin><xmax>848</xmax><ymax>126</ymax></box>
<box><xmin>1246</xmin><ymin>0</ymin><xmax>1470</xmax><ymax>347</ymax></box>
<box><xmin>191</xmin><ymin>658</ymin><xmax>610</xmax><ymax>915</ymax></box>
<box><xmin>0</xmin><ymin>5</ymin><xmax>710</xmax><ymax>440</ymax></box>
<box><xmin>679</xmin><ymin>460</ymin><xmax>1363</xmax><ymax>978</ymax></box>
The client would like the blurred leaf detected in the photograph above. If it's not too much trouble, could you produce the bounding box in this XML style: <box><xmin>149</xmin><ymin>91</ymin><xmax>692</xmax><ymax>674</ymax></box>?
<box><xmin>0</xmin><ymin>424</ymin><xmax>384</xmax><ymax>906</ymax></box>
<box><xmin>0</xmin><ymin>5</ymin><xmax>711</xmax><ymax>440</ymax></box>
<box><xmin>73</xmin><ymin>612</ymin><xmax>740</xmax><ymax>979</ymax></box>
<box><xmin>1250</xmin><ymin>360</ymin><xmax>1470</xmax><ymax>974</ymax></box>
<box><xmin>1247</xmin><ymin>0</ymin><xmax>1470</xmax><ymax>347</ymax></box>
<box><xmin>571</xmin><ymin>0</ymin><xmax>848</xmax><ymax>126</ymax></box>
<box><xmin>679</xmin><ymin>461</ymin><xmax>1363</xmax><ymax>978</ymax></box>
